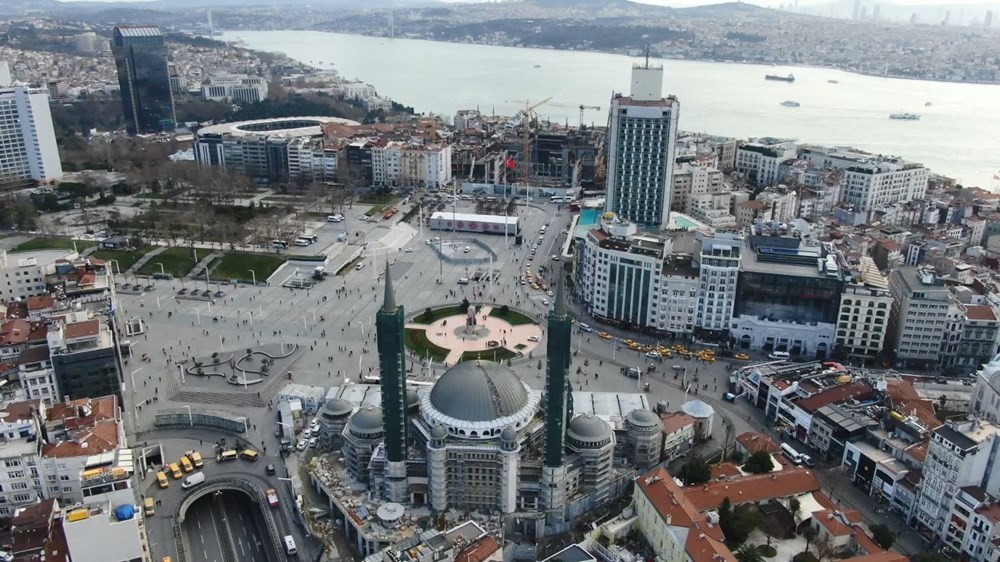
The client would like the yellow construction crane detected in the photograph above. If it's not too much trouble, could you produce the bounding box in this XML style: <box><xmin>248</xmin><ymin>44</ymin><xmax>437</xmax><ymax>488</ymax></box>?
<box><xmin>579</xmin><ymin>104</ymin><xmax>600</xmax><ymax>127</ymax></box>
<box><xmin>506</xmin><ymin>97</ymin><xmax>553</xmax><ymax>185</ymax></box>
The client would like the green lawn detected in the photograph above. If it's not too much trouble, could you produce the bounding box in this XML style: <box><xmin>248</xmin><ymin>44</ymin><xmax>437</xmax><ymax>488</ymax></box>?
<box><xmin>404</xmin><ymin>328</ymin><xmax>450</xmax><ymax>363</ymax></box>
<box><xmin>489</xmin><ymin>307</ymin><xmax>536</xmax><ymax>325</ymax></box>
<box><xmin>209</xmin><ymin>253</ymin><xmax>286</xmax><ymax>284</ymax></box>
<box><xmin>461</xmin><ymin>347</ymin><xmax>518</xmax><ymax>363</ymax></box>
<box><xmin>413</xmin><ymin>305</ymin><xmax>465</xmax><ymax>324</ymax></box>
<box><xmin>14</xmin><ymin>237</ymin><xmax>98</xmax><ymax>252</ymax></box>
<box><xmin>137</xmin><ymin>247</ymin><xmax>198</xmax><ymax>278</ymax></box>
<box><xmin>91</xmin><ymin>246</ymin><xmax>155</xmax><ymax>272</ymax></box>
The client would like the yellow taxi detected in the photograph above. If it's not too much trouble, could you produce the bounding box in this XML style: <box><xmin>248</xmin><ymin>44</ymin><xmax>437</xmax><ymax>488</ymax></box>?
<box><xmin>598</xmin><ymin>332</ymin><xmax>613</xmax><ymax>340</ymax></box>
<box><xmin>628</xmin><ymin>342</ymin><xmax>642</xmax><ymax>351</ymax></box>
<box><xmin>623</xmin><ymin>339</ymin><xmax>636</xmax><ymax>347</ymax></box>
<box><xmin>734</xmin><ymin>353</ymin><xmax>750</xmax><ymax>360</ymax></box>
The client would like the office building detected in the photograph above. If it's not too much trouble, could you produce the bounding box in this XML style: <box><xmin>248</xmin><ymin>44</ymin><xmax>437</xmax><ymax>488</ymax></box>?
<box><xmin>112</xmin><ymin>26</ymin><xmax>176</xmax><ymax>135</ymax></box>
<box><xmin>202</xmin><ymin>74</ymin><xmax>268</xmax><ymax>104</ymax></box>
<box><xmin>604</xmin><ymin>62</ymin><xmax>679</xmax><ymax>230</ymax></box>
<box><xmin>799</xmin><ymin>147</ymin><xmax>928</xmax><ymax>213</ymax></box>
<box><xmin>888</xmin><ymin>267</ymin><xmax>962</xmax><ymax>369</ymax></box>
<box><xmin>836</xmin><ymin>257</ymin><xmax>893</xmax><ymax>362</ymax></box>
<box><xmin>732</xmin><ymin>221</ymin><xmax>843</xmax><ymax>357</ymax></box>
<box><xmin>0</xmin><ymin>62</ymin><xmax>62</xmax><ymax>189</ymax></box>
<box><xmin>48</xmin><ymin>316</ymin><xmax>121</xmax><ymax>402</ymax></box>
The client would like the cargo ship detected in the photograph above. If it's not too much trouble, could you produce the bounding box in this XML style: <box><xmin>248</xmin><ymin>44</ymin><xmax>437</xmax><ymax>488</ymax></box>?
<box><xmin>889</xmin><ymin>113</ymin><xmax>920</xmax><ymax>120</ymax></box>
<box><xmin>765</xmin><ymin>73</ymin><xmax>795</xmax><ymax>82</ymax></box>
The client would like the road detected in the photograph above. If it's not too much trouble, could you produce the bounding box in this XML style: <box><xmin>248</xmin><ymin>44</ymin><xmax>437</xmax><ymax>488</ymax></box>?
<box><xmin>183</xmin><ymin>490</ymin><xmax>275</xmax><ymax>562</ymax></box>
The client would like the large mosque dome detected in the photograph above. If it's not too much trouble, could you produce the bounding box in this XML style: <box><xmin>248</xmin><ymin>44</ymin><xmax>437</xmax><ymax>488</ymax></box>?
<box><xmin>421</xmin><ymin>361</ymin><xmax>540</xmax><ymax>440</ymax></box>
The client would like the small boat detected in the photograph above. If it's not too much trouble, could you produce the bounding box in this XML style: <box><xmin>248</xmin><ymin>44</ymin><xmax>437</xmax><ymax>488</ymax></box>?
<box><xmin>533</xmin><ymin>64</ymin><xmax>541</xmax><ymax>68</ymax></box>
<box><xmin>889</xmin><ymin>113</ymin><xmax>920</xmax><ymax>120</ymax></box>
<box><xmin>765</xmin><ymin>73</ymin><xmax>795</xmax><ymax>82</ymax></box>
<box><xmin>827</xmin><ymin>79</ymin><xmax>839</xmax><ymax>84</ymax></box>
<box><xmin>780</xmin><ymin>100</ymin><xmax>801</xmax><ymax>107</ymax></box>
<box><xmin>924</xmin><ymin>101</ymin><xmax>932</xmax><ymax>106</ymax></box>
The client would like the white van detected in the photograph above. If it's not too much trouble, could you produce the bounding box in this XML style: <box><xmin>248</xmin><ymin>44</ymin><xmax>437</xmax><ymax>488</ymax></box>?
<box><xmin>327</xmin><ymin>214</ymin><xmax>343</xmax><ymax>223</ymax></box>
<box><xmin>284</xmin><ymin>535</ymin><xmax>297</xmax><ymax>555</ymax></box>
<box><xmin>780</xmin><ymin>443</ymin><xmax>803</xmax><ymax>465</ymax></box>
<box><xmin>293</xmin><ymin>239</ymin><xmax>310</xmax><ymax>247</ymax></box>
<box><xmin>457</xmin><ymin>277</ymin><xmax>469</xmax><ymax>285</ymax></box>
<box><xmin>181</xmin><ymin>472</ymin><xmax>205</xmax><ymax>489</ymax></box>
<box><xmin>769</xmin><ymin>350</ymin><xmax>790</xmax><ymax>360</ymax></box>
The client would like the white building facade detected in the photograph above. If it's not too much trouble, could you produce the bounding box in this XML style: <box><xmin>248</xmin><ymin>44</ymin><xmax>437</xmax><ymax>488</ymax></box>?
<box><xmin>0</xmin><ymin>63</ymin><xmax>62</xmax><ymax>187</ymax></box>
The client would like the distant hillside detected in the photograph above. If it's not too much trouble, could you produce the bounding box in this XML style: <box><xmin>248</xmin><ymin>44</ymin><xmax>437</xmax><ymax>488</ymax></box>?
<box><xmin>674</xmin><ymin>1</ymin><xmax>776</xmax><ymax>16</ymax></box>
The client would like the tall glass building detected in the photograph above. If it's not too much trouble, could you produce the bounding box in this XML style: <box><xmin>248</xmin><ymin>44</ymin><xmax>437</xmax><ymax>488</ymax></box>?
<box><xmin>604</xmin><ymin>62</ymin><xmax>680</xmax><ymax>230</ymax></box>
<box><xmin>112</xmin><ymin>26</ymin><xmax>176</xmax><ymax>135</ymax></box>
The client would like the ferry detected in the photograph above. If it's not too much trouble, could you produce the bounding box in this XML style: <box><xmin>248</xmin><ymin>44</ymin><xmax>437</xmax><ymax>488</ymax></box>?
<box><xmin>889</xmin><ymin>113</ymin><xmax>920</xmax><ymax>120</ymax></box>
<box><xmin>827</xmin><ymin>79</ymin><xmax>839</xmax><ymax>84</ymax></box>
<box><xmin>765</xmin><ymin>73</ymin><xmax>795</xmax><ymax>82</ymax></box>
<box><xmin>780</xmin><ymin>100</ymin><xmax>801</xmax><ymax>107</ymax></box>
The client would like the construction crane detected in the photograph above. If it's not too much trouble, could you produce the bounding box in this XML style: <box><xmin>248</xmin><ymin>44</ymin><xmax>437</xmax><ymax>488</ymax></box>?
<box><xmin>505</xmin><ymin>97</ymin><xmax>553</xmax><ymax>185</ymax></box>
<box><xmin>579</xmin><ymin>104</ymin><xmax>600</xmax><ymax>127</ymax></box>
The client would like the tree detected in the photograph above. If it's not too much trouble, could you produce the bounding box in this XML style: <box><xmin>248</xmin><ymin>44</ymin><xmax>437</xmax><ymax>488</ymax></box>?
<box><xmin>743</xmin><ymin>450</ymin><xmax>774</xmax><ymax>474</ymax></box>
<box><xmin>678</xmin><ymin>455</ymin><xmax>711</xmax><ymax>486</ymax></box>
<box><xmin>802</xmin><ymin>526</ymin><xmax>818</xmax><ymax>555</ymax></box>
<box><xmin>789</xmin><ymin>498</ymin><xmax>801</xmax><ymax>521</ymax></box>
<box><xmin>869</xmin><ymin>523</ymin><xmax>896</xmax><ymax>550</ymax></box>
<box><xmin>735</xmin><ymin>545</ymin><xmax>765</xmax><ymax>562</ymax></box>
<box><xmin>719</xmin><ymin>501</ymin><xmax>762</xmax><ymax>546</ymax></box>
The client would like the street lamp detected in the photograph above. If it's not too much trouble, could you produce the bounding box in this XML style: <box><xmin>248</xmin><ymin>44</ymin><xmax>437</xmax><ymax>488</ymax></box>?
<box><xmin>184</xmin><ymin>404</ymin><xmax>193</xmax><ymax>426</ymax></box>
<box><xmin>158</xmin><ymin>263</ymin><xmax>165</xmax><ymax>275</ymax></box>
<box><xmin>248</xmin><ymin>269</ymin><xmax>257</xmax><ymax>287</ymax></box>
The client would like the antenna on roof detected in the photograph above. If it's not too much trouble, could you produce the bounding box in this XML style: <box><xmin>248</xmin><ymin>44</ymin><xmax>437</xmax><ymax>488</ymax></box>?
<box><xmin>644</xmin><ymin>44</ymin><xmax>651</xmax><ymax>69</ymax></box>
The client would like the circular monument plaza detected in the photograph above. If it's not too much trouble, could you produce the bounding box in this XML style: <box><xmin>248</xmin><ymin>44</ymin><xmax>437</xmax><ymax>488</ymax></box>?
<box><xmin>404</xmin><ymin>304</ymin><xmax>543</xmax><ymax>366</ymax></box>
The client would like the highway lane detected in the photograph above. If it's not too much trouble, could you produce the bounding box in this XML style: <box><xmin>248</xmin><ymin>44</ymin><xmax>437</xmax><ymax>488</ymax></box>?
<box><xmin>183</xmin><ymin>494</ymin><xmax>225</xmax><ymax>562</ymax></box>
<box><xmin>224</xmin><ymin>492</ymin><xmax>271</xmax><ymax>562</ymax></box>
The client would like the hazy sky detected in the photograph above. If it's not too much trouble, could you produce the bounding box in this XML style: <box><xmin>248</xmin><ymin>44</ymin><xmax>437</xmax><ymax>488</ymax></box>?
<box><xmin>56</xmin><ymin>0</ymin><xmax>1000</xmax><ymax>6</ymax></box>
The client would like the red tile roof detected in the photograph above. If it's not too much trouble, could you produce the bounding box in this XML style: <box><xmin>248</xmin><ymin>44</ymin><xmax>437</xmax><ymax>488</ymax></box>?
<box><xmin>26</xmin><ymin>295</ymin><xmax>54</xmax><ymax>311</ymax></box>
<box><xmin>841</xmin><ymin>553</ymin><xmax>908</xmax><ymax>562</ymax></box>
<box><xmin>0</xmin><ymin>319</ymin><xmax>31</xmax><ymax>346</ymax></box>
<box><xmin>41</xmin><ymin>419</ymin><xmax>120</xmax><ymax>459</ymax></box>
<box><xmin>965</xmin><ymin>304</ymin><xmax>997</xmax><ymax>322</ymax></box>
<box><xmin>710</xmin><ymin>462</ymin><xmax>744</xmax><ymax>480</ymax></box>
<box><xmin>637</xmin><ymin>469</ymin><xmax>736</xmax><ymax>562</ymax></box>
<box><xmin>684</xmin><ymin>468</ymin><xmax>822</xmax><ymax>512</ymax></box>
<box><xmin>63</xmin><ymin>319</ymin><xmax>100</xmax><ymax>340</ymax></box>
<box><xmin>661</xmin><ymin>412</ymin><xmax>696</xmax><ymax>435</ymax></box>
<box><xmin>0</xmin><ymin>400</ymin><xmax>40</xmax><ymax>422</ymax></box>
<box><xmin>736</xmin><ymin>432</ymin><xmax>781</xmax><ymax>454</ymax></box>
<box><xmin>455</xmin><ymin>536</ymin><xmax>500</xmax><ymax>562</ymax></box>
<box><xmin>796</xmin><ymin>381</ymin><xmax>874</xmax><ymax>414</ymax></box>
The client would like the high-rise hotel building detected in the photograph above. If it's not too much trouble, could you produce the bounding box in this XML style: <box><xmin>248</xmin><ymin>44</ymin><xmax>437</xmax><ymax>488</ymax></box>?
<box><xmin>604</xmin><ymin>62</ymin><xmax>680</xmax><ymax>230</ymax></box>
<box><xmin>0</xmin><ymin>62</ymin><xmax>62</xmax><ymax>189</ymax></box>
<box><xmin>112</xmin><ymin>26</ymin><xmax>176</xmax><ymax>136</ymax></box>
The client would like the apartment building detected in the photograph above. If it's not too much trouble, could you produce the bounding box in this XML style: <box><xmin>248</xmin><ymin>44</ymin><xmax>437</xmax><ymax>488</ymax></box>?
<box><xmin>0</xmin><ymin>249</ymin><xmax>77</xmax><ymax>302</ymax></box>
<box><xmin>0</xmin><ymin>400</ymin><xmax>45</xmax><ymax>517</ymax></box>
<box><xmin>888</xmin><ymin>267</ymin><xmax>963</xmax><ymax>369</ymax></box>
<box><xmin>799</xmin><ymin>147</ymin><xmax>928</xmax><ymax>213</ymax></box>
<box><xmin>693</xmin><ymin>231</ymin><xmax>741</xmax><ymax>336</ymax></box>
<box><xmin>836</xmin><ymin>257</ymin><xmax>893</xmax><ymax>361</ymax></box>
<box><xmin>40</xmin><ymin>396</ymin><xmax>131</xmax><ymax>505</ymax></box>
<box><xmin>734</xmin><ymin>140</ymin><xmax>797</xmax><ymax>186</ymax></box>
<box><xmin>914</xmin><ymin>419</ymin><xmax>1000</xmax><ymax>558</ymax></box>
<box><xmin>671</xmin><ymin>163</ymin><xmax>724</xmax><ymax>214</ymax></box>
<box><xmin>604</xmin><ymin>63</ymin><xmax>679</xmax><ymax>230</ymax></box>
<box><xmin>0</xmin><ymin>62</ymin><xmax>62</xmax><ymax>189</ymax></box>
<box><xmin>956</xmin><ymin>304</ymin><xmax>1000</xmax><ymax>373</ymax></box>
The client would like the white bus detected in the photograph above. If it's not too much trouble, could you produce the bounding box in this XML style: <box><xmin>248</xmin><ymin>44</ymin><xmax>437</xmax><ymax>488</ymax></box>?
<box><xmin>283</xmin><ymin>535</ymin><xmax>297</xmax><ymax>555</ymax></box>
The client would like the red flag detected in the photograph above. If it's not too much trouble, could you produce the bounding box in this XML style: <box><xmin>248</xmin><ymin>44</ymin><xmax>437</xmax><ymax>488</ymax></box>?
<box><xmin>505</xmin><ymin>156</ymin><xmax>517</xmax><ymax>170</ymax></box>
